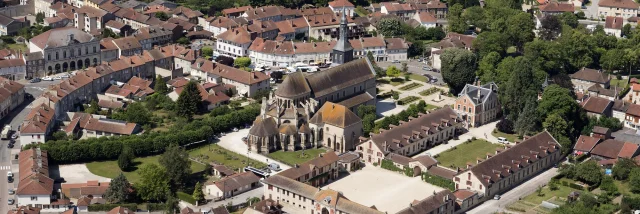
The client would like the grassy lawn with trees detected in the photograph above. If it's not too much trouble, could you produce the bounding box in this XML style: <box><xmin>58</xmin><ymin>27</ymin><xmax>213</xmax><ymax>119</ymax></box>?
<box><xmin>266</xmin><ymin>149</ymin><xmax>327</xmax><ymax>166</ymax></box>
<box><xmin>86</xmin><ymin>155</ymin><xmax>206</xmax><ymax>184</ymax></box>
<box><xmin>189</xmin><ymin>144</ymin><xmax>266</xmax><ymax>171</ymax></box>
<box><xmin>522</xmin><ymin>185</ymin><xmax>575</xmax><ymax>205</ymax></box>
<box><xmin>435</xmin><ymin>139</ymin><xmax>503</xmax><ymax>169</ymax></box>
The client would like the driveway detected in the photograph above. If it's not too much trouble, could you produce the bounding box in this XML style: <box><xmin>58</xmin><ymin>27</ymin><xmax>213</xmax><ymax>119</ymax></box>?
<box><xmin>215</xmin><ymin>128</ymin><xmax>291</xmax><ymax>171</ymax></box>
<box><xmin>467</xmin><ymin>168</ymin><xmax>559</xmax><ymax>214</ymax></box>
<box><xmin>322</xmin><ymin>165</ymin><xmax>444</xmax><ymax>214</ymax></box>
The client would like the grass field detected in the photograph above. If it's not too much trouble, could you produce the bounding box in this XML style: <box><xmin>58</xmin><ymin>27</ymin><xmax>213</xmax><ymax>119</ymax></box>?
<box><xmin>492</xmin><ymin>130</ymin><xmax>520</xmax><ymax>143</ymax></box>
<box><xmin>522</xmin><ymin>185</ymin><xmax>575</xmax><ymax>205</ymax></box>
<box><xmin>86</xmin><ymin>155</ymin><xmax>206</xmax><ymax>184</ymax></box>
<box><xmin>611</xmin><ymin>78</ymin><xmax>628</xmax><ymax>88</ymax></box>
<box><xmin>177</xmin><ymin>191</ymin><xmax>196</xmax><ymax>204</ymax></box>
<box><xmin>267</xmin><ymin>148</ymin><xmax>327</xmax><ymax>166</ymax></box>
<box><xmin>409</xmin><ymin>74</ymin><xmax>429</xmax><ymax>82</ymax></box>
<box><xmin>189</xmin><ymin>144</ymin><xmax>266</xmax><ymax>171</ymax></box>
<box><xmin>7</xmin><ymin>44</ymin><xmax>27</xmax><ymax>52</ymax></box>
<box><xmin>436</xmin><ymin>139</ymin><xmax>503</xmax><ymax>168</ymax></box>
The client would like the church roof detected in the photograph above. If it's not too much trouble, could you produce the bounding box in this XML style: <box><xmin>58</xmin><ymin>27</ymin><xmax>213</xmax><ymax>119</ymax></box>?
<box><xmin>248</xmin><ymin>116</ymin><xmax>278</xmax><ymax>137</ymax></box>
<box><xmin>275</xmin><ymin>71</ymin><xmax>311</xmax><ymax>98</ymax></box>
<box><xmin>309</xmin><ymin>102</ymin><xmax>361</xmax><ymax>128</ymax></box>
<box><xmin>333</xmin><ymin>10</ymin><xmax>353</xmax><ymax>52</ymax></box>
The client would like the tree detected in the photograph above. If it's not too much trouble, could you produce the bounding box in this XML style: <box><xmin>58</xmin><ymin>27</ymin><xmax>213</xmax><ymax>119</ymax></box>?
<box><xmin>540</xmin><ymin>15</ymin><xmax>562</xmax><ymax>40</ymax></box>
<box><xmin>506</xmin><ymin>12</ymin><xmax>535</xmax><ymax>51</ymax></box>
<box><xmin>386</xmin><ymin>66</ymin><xmax>402</xmax><ymax>78</ymax></box>
<box><xmin>103</xmin><ymin>173</ymin><xmax>131</xmax><ymax>203</ymax></box>
<box><xmin>401</xmin><ymin>62</ymin><xmax>408</xmax><ymax>73</ymax></box>
<box><xmin>630</xmin><ymin>168</ymin><xmax>640</xmax><ymax>193</ymax></box>
<box><xmin>515</xmin><ymin>100</ymin><xmax>539</xmax><ymax>136</ymax></box>
<box><xmin>496</xmin><ymin>119</ymin><xmax>514</xmax><ymax>134</ymax></box>
<box><xmin>478</xmin><ymin>51</ymin><xmax>502</xmax><ymax>83</ymax></box>
<box><xmin>362</xmin><ymin>114</ymin><xmax>376</xmax><ymax>137</ymax></box>
<box><xmin>36</xmin><ymin>12</ymin><xmax>44</xmax><ymax>23</ymax></box>
<box><xmin>613</xmin><ymin>158</ymin><xmax>637</xmax><ymax>180</ymax></box>
<box><xmin>159</xmin><ymin>144</ymin><xmax>192</xmax><ymax>188</ymax></box>
<box><xmin>425</xmin><ymin>27</ymin><xmax>446</xmax><ymax>40</ymax></box>
<box><xmin>154</xmin><ymin>75</ymin><xmax>169</xmax><ymax>94</ymax></box>
<box><xmin>176</xmin><ymin>81</ymin><xmax>201</xmax><ymax>119</ymax></box>
<box><xmin>543</xmin><ymin>113</ymin><xmax>568</xmax><ymax>139</ymax></box>
<box><xmin>117</xmin><ymin>146</ymin><xmax>135</xmax><ymax>171</ymax></box>
<box><xmin>440</xmin><ymin>48</ymin><xmax>477</xmax><ymax>94</ymax></box>
<box><xmin>447</xmin><ymin>4</ymin><xmax>466</xmax><ymax>33</ymax></box>
<box><xmin>577</xmin><ymin>161</ymin><xmax>603</xmax><ymax>185</ymax></box>
<box><xmin>192</xmin><ymin>182</ymin><xmax>204</xmax><ymax>206</ymax></box>
<box><xmin>623</xmin><ymin>23</ymin><xmax>633</xmax><ymax>37</ymax></box>
<box><xmin>85</xmin><ymin>99</ymin><xmax>100</xmax><ymax>114</ymax></box>
<box><xmin>549</xmin><ymin>179</ymin><xmax>558</xmax><ymax>190</ymax></box>
<box><xmin>559</xmin><ymin>29</ymin><xmax>594</xmax><ymax>70</ymax></box>
<box><xmin>473</xmin><ymin>32</ymin><xmax>508</xmax><ymax>58</ymax></box>
<box><xmin>103</xmin><ymin>28</ymin><xmax>119</xmax><ymax>38</ymax></box>
<box><xmin>500</xmin><ymin>57</ymin><xmax>540</xmax><ymax>119</ymax></box>
<box><xmin>462</xmin><ymin>6</ymin><xmax>485</xmax><ymax>30</ymax></box>
<box><xmin>600</xmin><ymin>175</ymin><xmax>619</xmax><ymax>195</ymax></box>
<box><xmin>233</xmin><ymin>57</ymin><xmax>251</xmax><ymax>68</ymax></box>
<box><xmin>177</xmin><ymin>37</ymin><xmax>190</xmax><ymax>45</ymax></box>
<box><xmin>538</xmin><ymin>84</ymin><xmax>586</xmax><ymax>139</ymax></box>
<box><xmin>52</xmin><ymin>131</ymin><xmax>68</xmax><ymax>141</ymax></box>
<box><xmin>114</xmin><ymin>102</ymin><xmax>152</xmax><ymax>125</ymax></box>
<box><xmin>202</xmin><ymin>47</ymin><xmax>213</xmax><ymax>58</ymax></box>
<box><xmin>600</xmin><ymin>48</ymin><xmax>626</xmax><ymax>72</ymax></box>
<box><xmin>559</xmin><ymin>12</ymin><xmax>578</xmax><ymax>28</ymax></box>
<box><xmin>164</xmin><ymin>193</ymin><xmax>179</xmax><ymax>213</ymax></box>
<box><xmin>376</xmin><ymin>18</ymin><xmax>404</xmax><ymax>37</ymax></box>
<box><xmin>136</xmin><ymin>164</ymin><xmax>170</xmax><ymax>202</ymax></box>
<box><xmin>357</xmin><ymin>105</ymin><xmax>376</xmax><ymax>118</ymax></box>
<box><xmin>536</xmin><ymin>186</ymin><xmax>543</xmax><ymax>196</ymax></box>
<box><xmin>155</xmin><ymin>12</ymin><xmax>170</xmax><ymax>21</ymax></box>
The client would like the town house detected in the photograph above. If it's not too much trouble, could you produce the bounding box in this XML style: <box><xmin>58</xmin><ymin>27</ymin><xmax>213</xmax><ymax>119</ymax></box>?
<box><xmin>278</xmin><ymin>152</ymin><xmax>339</xmax><ymax>187</ymax></box>
<box><xmin>454</xmin><ymin>82</ymin><xmax>500</xmax><ymax>127</ymax></box>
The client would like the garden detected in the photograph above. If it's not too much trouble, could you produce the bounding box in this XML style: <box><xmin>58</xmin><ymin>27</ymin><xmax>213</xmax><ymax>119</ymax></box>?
<box><xmin>266</xmin><ymin>148</ymin><xmax>327</xmax><ymax>166</ymax></box>
<box><xmin>419</xmin><ymin>87</ymin><xmax>444</xmax><ymax>96</ymax></box>
<box><xmin>188</xmin><ymin>144</ymin><xmax>267</xmax><ymax>171</ymax></box>
<box><xmin>399</xmin><ymin>82</ymin><xmax>423</xmax><ymax>91</ymax></box>
<box><xmin>434</xmin><ymin>139</ymin><xmax>503</xmax><ymax>169</ymax></box>
<box><xmin>397</xmin><ymin>96</ymin><xmax>420</xmax><ymax>105</ymax></box>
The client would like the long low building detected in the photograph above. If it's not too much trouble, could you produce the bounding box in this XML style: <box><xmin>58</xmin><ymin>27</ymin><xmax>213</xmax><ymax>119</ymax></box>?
<box><xmin>0</xmin><ymin>76</ymin><xmax>25</xmax><ymax>121</ymax></box>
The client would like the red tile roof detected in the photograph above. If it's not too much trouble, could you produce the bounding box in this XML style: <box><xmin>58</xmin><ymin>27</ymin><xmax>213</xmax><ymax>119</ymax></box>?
<box><xmin>539</xmin><ymin>1</ymin><xmax>575</xmax><ymax>12</ymax></box>
<box><xmin>605</xmin><ymin>16</ymin><xmax>624</xmax><ymax>30</ymax></box>
<box><xmin>599</xmin><ymin>0</ymin><xmax>639</xmax><ymax>9</ymax></box>
<box><xmin>328</xmin><ymin>0</ymin><xmax>354</xmax><ymax>7</ymax></box>
<box><xmin>580</xmin><ymin>96</ymin><xmax>612</xmax><ymax>114</ymax></box>
<box><xmin>574</xmin><ymin>135</ymin><xmax>600</xmax><ymax>152</ymax></box>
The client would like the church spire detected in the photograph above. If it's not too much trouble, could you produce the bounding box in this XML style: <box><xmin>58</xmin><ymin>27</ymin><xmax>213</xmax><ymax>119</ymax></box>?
<box><xmin>332</xmin><ymin>8</ymin><xmax>353</xmax><ymax>65</ymax></box>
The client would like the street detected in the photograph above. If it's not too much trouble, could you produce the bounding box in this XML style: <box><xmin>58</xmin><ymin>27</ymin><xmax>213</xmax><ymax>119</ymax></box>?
<box><xmin>467</xmin><ymin>168</ymin><xmax>559</xmax><ymax>214</ymax></box>
<box><xmin>0</xmin><ymin>79</ymin><xmax>60</xmax><ymax>214</ymax></box>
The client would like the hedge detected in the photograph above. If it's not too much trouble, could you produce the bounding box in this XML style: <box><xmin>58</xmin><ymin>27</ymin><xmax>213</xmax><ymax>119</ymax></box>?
<box><xmin>380</xmin><ymin>159</ymin><xmax>403</xmax><ymax>172</ymax></box>
<box><xmin>397</xmin><ymin>96</ymin><xmax>420</xmax><ymax>105</ymax></box>
<box><xmin>25</xmin><ymin>105</ymin><xmax>260</xmax><ymax>163</ymax></box>
<box><xmin>422</xmin><ymin>172</ymin><xmax>455</xmax><ymax>191</ymax></box>
<box><xmin>88</xmin><ymin>204</ymin><xmax>138</xmax><ymax>211</ymax></box>
<box><xmin>145</xmin><ymin>203</ymin><xmax>165</xmax><ymax>211</ymax></box>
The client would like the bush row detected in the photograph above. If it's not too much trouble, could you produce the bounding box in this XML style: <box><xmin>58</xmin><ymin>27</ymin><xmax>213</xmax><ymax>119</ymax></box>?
<box><xmin>26</xmin><ymin>106</ymin><xmax>260</xmax><ymax>163</ymax></box>
<box><xmin>422</xmin><ymin>172</ymin><xmax>455</xmax><ymax>191</ymax></box>
<box><xmin>397</xmin><ymin>96</ymin><xmax>420</xmax><ymax>105</ymax></box>
<box><xmin>88</xmin><ymin>204</ymin><xmax>138</xmax><ymax>211</ymax></box>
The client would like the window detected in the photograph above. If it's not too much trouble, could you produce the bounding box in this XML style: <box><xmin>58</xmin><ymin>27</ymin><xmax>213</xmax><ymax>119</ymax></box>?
<box><xmin>31</xmin><ymin>196</ymin><xmax>37</xmax><ymax>201</ymax></box>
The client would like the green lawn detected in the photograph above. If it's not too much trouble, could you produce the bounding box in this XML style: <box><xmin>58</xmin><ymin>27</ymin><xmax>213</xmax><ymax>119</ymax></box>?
<box><xmin>397</xmin><ymin>96</ymin><xmax>420</xmax><ymax>105</ymax></box>
<box><xmin>492</xmin><ymin>130</ymin><xmax>521</xmax><ymax>143</ymax></box>
<box><xmin>86</xmin><ymin>155</ymin><xmax>206</xmax><ymax>184</ymax></box>
<box><xmin>267</xmin><ymin>148</ymin><xmax>327</xmax><ymax>166</ymax></box>
<box><xmin>426</xmin><ymin>104</ymin><xmax>440</xmax><ymax>110</ymax></box>
<box><xmin>522</xmin><ymin>185</ymin><xmax>576</xmax><ymax>205</ymax></box>
<box><xmin>409</xmin><ymin>74</ymin><xmax>429</xmax><ymax>82</ymax></box>
<box><xmin>188</xmin><ymin>144</ymin><xmax>266</xmax><ymax>172</ymax></box>
<box><xmin>177</xmin><ymin>191</ymin><xmax>196</xmax><ymax>204</ymax></box>
<box><xmin>436</xmin><ymin>140</ymin><xmax>503</xmax><ymax>168</ymax></box>
<box><xmin>7</xmin><ymin>44</ymin><xmax>27</xmax><ymax>52</ymax></box>
<box><xmin>611</xmin><ymin>78</ymin><xmax>628</xmax><ymax>88</ymax></box>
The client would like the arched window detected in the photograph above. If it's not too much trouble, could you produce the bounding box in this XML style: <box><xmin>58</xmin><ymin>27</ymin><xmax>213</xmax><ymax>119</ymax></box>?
<box><xmin>55</xmin><ymin>52</ymin><xmax>59</xmax><ymax>60</ymax></box>
<box><xmin>63</xmin><ymin>51</ymin><xmax>66</xmax><ymax>58</ymax></box>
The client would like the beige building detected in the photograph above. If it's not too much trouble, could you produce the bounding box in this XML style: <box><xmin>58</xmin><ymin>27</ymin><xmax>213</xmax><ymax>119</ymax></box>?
<box><xmin>309</xmin><ymin>103</ymin><xmax>363</xmax><ymax>153</ymax></box>
<box><xmin>28</xmin><ymin>27</ymin><xmax>101</xmax><ymax>74</ymax></box>
<box><xmin>598</xmin><ymin>0</ymin><xmax>638</xmax><ymax>19</ymax></box>
<box><xmin>205</xmin><ymin>171</ymin><xmax>260</xmax><ymax>201</ymax></box>
<box><xmin>262</xmin><ymin>175</ymin><xmax>384</xmax><ymax>214</ymax></box>
<box><xmin>192</xmin><ymin>58</ymin><xmax>270</xmax><ymax>97</ymax></box>
<box><xmin>570</xmin><ymin>67</ymin><xmax>610</xmax><ymax>92</ymax></box>
<box><xmin>278</xmin><ymin>151</ymin><xmax>339</xmax><ymax>187</ymax></box>
<box><xmin>357</xmin><ymin>107</ymin><xmax>462</xmax><ymax>165</ymax></box>
<box><xmin>454</xmin><ymin>82</ymin><xmax>500</xmax><ymax>127</ymax></box>
<box><xmin>0</xmin><ymin>77</ymin><xmax>24</xmax><ymax>120</ymax></box>
<box><xmin>396</xmin><ymin>190</ymin><xmax>456</xmax><ymax>214</ymax></box>
<box><xmin>453</xmin><ymin>131</ymin><xmax>561</xmax><ymax>200</ymax></box>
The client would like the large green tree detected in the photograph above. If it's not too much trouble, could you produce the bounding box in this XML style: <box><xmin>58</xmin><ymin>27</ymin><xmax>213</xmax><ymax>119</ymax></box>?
<box><xmin>447</xmin><ymin>4</ymin><xmax>467</xmax><ymax>33</ymax></box>
<box><xmin>600</xmin><ymin>48</ymin><xmax>626</xmax><ymax>72</ymax></box>
<box><xmin>176</xmin><ymin>81</ymin><xmax>202</xmax><ymax>119</ymax></box>
<box><xmin>538</xmin><ymin>84</ymin><xmax>586</xmax><ymax>139</ymax></box>
<box><xmin>613</xmin><ymin>158</ymin><xmax>637</xmax><ymax>180</ymax></box>
<box><xmin>559</xmin><ymin>29</ymin><xmax>595</xmax><ymax>70</ymax></box>
<box><xmin>577</xmin><ymin>161</ymin><xmax>603</xmax><ymax>185</ymax></box>
<box><xmin>376</xmin><ymin>18</ymin><xmax>404</xmax><ymax>37</ymax></box>
<box><xmin>500</xmin><ymin>57</ymin><xmax>540</xmax><ymax>119</ymax></box>
<box><xmin>478</xmin><ymin>51</ymin><xmax>502</xmax><ymax>83</ymax></box>
<box><xmin>193</xmin><ymin>182</ymin><xmax>204</xmax><ymax>206</ymax></box>
<box><xmin>112</xmin><ymin>102</ymin><xmax>152</xmax><ymax>125</ymax></box>
<box><xmin>233</xmin><ymin>57</ymin><xmax>251</xmax><ymax>68</ymax></box>
<box><xmin>600</xmin><ymin>175</ymin><xmax>619</xmax><ymax>196</ymax></box>
<box><xmin>539</xmin><ymin>15</ymin><xmax>562</xmax><ymax>41</ymax></box>
<box><xmin>440</xmin><ymin>48</ymin><xmax>477</xmax><ymax>94</ymax></box>
<box><xmin>543</xmin><ymin>113</ymin><xmax>569</xmax><ymax>140</ymax></box>
<box><xmin>159</xmin><ymin>144</ymin><xmax>192</xmax><ymax>188</ymax></box>
<box><xmin>630</xmin><ymin>168</ymin><xmax>640</xmax><ymax>193</ymax></box>
<box><xmin>514</xmin><ymin>100</ymin><xmax>539</xmax><ymax>136</ymax></box>
<box><xmin>103</xmin><ymin>173</ymin><xmax>131</xmax><ymax>203</ymax></box>
<box><xmin>136</xmin><ymin>164</ymin><xmax>170</xmax><ymax>202</ymax></box>
<box><xmin>559</xmin><ymin>12</ymin><xmax>578</xmax><ymax>28</ymax></box>
<box><xmin>117</xmin><ymin>146</ymin><xmax>135</xmax><ymax>171</ymax></box>
<box><xmin>506</xmin><ymin>12</ymin><xmax>535</xmax><ymax>51</ymax></box>
<box><xmin>154</xmin><ymin>75</ymin><xmax>169</xmax><ymax>94</ymax></box>
<box><xmin>386</xmin><ymin>66</ymin><xmax>402</xmax><ymax>78</ymax></box>
<box><xmin>473</xmin><ymin>31</ymin><xmax>508</xmax><ymax>58</ymax></box>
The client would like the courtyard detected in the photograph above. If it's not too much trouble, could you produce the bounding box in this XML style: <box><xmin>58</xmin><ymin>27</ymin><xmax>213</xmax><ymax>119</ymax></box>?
<box><xmin>322</xmin><ymin>165</ymin><xmax>444</xmax><ymax>213</ymax></box>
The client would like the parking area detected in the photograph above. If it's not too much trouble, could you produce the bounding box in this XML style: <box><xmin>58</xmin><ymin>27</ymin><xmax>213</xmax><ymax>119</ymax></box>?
<box><xmin>377</xmin><ymin>60</ymin><xmax>444</xmax><ymax>84</ymax></box>
<box><xmin>323</xmin><ymin>165</ymin><xmax>444</xmax><ymax>214</ymax></box>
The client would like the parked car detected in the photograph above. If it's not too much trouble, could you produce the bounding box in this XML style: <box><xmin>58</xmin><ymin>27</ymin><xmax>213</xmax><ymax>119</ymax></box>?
<box><xmin>431</xmin><ymin>77</ymin><xmax>438</xmax><ymax>83</ymax></box>
<box><xmin>8</xmin><ymin>199</ymin><xmax>14</xmax><ymax>205</ymax></box>
<box><xmin>268</xmin><ymin>163</ymin><xmax>281</xmax><ymax>171</ymax></box>
<box><xmin>8</xmin><ymin>176</ymin><xmax>13</xmax><ymax>183</ymax></box>
<box><xmin>7</xmin><ymin>143</ymin><xmax>13</xmax><ymax>148</ymax></box>
<box><xmin>29</xmin><ymin>78</ymin><xmax>41</xmax><ymax>83</ymax></box>
<box><xmin>233</xmin><ymin>127</ymin><xmax>239</xmax><ymax>132</ymax></box>
<box><xmin>42</xmin><ymin>76</ymin><xmax>53</xmax><ymax>81</ymax></box>
<box><xmin>60</xmin><ymin>74</ymin><xmax>70</xmax><ymax>78</ymax></box>
<box><xmin>7</xmin><ymin>171</ymin><xmax>13</xmax><ymax>178</ymax></box>
<box><xmin>53</xmin><ymin>76</ymin><xmax>62</xmax><ymax>80</ymax></box>
<box><xmin>422</xmin><ymin>66</ymin><xmax>431</xmax><ymax>71</ymax></box>
<box><xmin>494</xmin><ymin>194</ymin><xmax>501</xmax><ymax>200</ymax></box>
<box><xmin>497</xmin><ymin>137</ymin><xmax>509</xmax><ymax>144</ymax></box>
<box><xmin>8</xmin><ymin>188</ymin><xmax>14</xmax><ymax>195</ymax></box>
<box><xmin>392</xmin><ymin>60</ymin><xmax>400</xmax><ymax>63</ymax></box>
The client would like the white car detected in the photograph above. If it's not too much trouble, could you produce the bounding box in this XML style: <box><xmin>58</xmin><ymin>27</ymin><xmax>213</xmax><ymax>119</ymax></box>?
<box><xmin>7</xmin><ymin>171</ymin><xmax>13</xmax><ymax>177</ymax></box>
<box><xmin>60</xmin><ymin>74</ymin><xmax>70</xmax><ymax>78</ymax></box>
<box><xmin>42</xmin><ymin>76</ymin><xmax>53</xmax><ymax>81</ymax></box>
<box><xmin>53</xmin><ymin>76</ymin><xmax>62</xmax><ymax>80</ymax></box>
<box><xmin>497</xmin><ymin>137</ymin><xmax>509</xmax><ymax>144</ymax></box>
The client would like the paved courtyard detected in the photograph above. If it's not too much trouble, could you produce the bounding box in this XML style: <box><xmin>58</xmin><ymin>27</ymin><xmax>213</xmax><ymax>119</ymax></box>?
<box><xmin>323</xmin><ymin>165</ymin><xmax>444</xmax><ymax>214</ymax></box>
<box><xmin>54</xmin><ymin>164</ymin><xmax>112</xmax><ymax>183</ymax></box>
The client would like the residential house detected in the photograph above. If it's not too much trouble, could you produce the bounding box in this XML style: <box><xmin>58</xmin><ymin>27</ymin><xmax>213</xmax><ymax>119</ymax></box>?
<box><xmin>222</xmin><ymin>6</ymin><xmax>253</xmax><ymax>18</ymax></box>
<box><xmin>64</xmin><ymin>112</ymin><xmax>141</xmax><ymax>139</ymax></box>
<box><xmin>105</xmin><ymin>20</ymin><xmax>133</xmax><ymax>36</ymax></box>
<box><xmin>357</xmin><ymin>107</ymin><xmax>462</xmax><ymax>165</ymax></box>
<box><xmin>590</xmin><ymin>139</ymin><xmax>640</xmax><ymax>165</ymax></box>
<box><xmin>247</xmin><ymin>20</ymin><xmax>280</xmax><ymax>40</ymax></box>
<box><xmin>75</xmin><ymin>6</ymin><xmax>115</xmax><ymax>34</ymax></box>
<box><xmin>419</xmin><ymin>1</ymin><xmax>448</xmax><ymax>19</ymax></box>
<box><xmin>570</xmin><ymin>67</ymin><xmax>610</xmax><ymax>92</ymax></box>
<box><xmin>208</xmin><ymin>16</ymin><xmax>246</xmax><ymax>37</ymax></box>
<box><xmin>454</xmin><ymin>82</ymin><xmax>500</xmax><ymax>127</ymax></box>
<box><xmin>573</xmin><ymin>135</ymin><xmax>601</xmax><ymax>156</ymax></box>
<box><xmin>453</xmin><ymin>131</ymin><xmax>561</xmax><ymax>201</ymax></box>
<box><xmin>385</xmin><ymin>38</ymin><xmax>409</xmax><ymax>62</ymax></box>
<box><xmin>580</xmin><ymin>96</ymin><xmax>613</xmax><ymax>118</ymax></box>
<box><xmin>0</xmin><ymin>58</ymin><xmax>26</xmax><ymax>80</ymax></box>
<box><xmin>97</xmin><ymin>98</ymin><xmax>125</xmax><ymax>111</ymax></box>
<box><xmin>274</xmin><ymin>18</ymin><xmax>309</xmax><ymax>40</ymax></box>
<box><xmin>107</xmin><ymin>206</ymin><xmax>135</xmax><ymax>214</ymax></box>
<box><xmin>0</xmin><ymin>14</ymin><xmax>28</xmax><ymax>36</ymax></box>
<box><xmin>395</xmin><ymin>190</ymin><xmax>456</xmax><ymax>214</ymax></box>
<box><xmin>538</xmin><ymin>1</ymin><xmax>574</xmax><ymax>16</ymax></box>
<box><xmin>625</xmin><ymin>103</ymin><xmax>640</xmax><ymax>129</ymax></box>
<box><xmin>23</xmin><ymin>52</ymin><xmax>45</xmax><ymax>79</ymax></box>
<box><xmin>0</xmin><ymin>77</ymin><xmax>25</xmax><ymax>120</ymax></box>
<box><xmin>613</xmin><ymin>99</ymin><xmax>630</xmax><ymax>124</ymax></box>
<box><xmin>248</xmin><ymin>38</ymin><xmax>335</xmax><ymax>66</ymax></box>
<box><xmin>148</xmin><ymin>0</ymin><xmax>177</xmax><ymax>9</ymax></box>
<box><xmin>28</xmin><ymin>27</ymin><xmax>101</xmax><ymax>74</ymax></box>
<box><xmin>216</xmin><ymin>27</ymin><xmax>254</xmax><ymax>58</ymax></box>
<box><xmin>20</xmin><ymin>103</ymin><xmax>56</xmax><ymax>145</ymax></box>
<box><xmin>211</xmin><ymin>164</ymin><xmax>236</xmax><ymax>177</ymax></box>
<box><xmin>412</xmin><ymin>11</ymin><xmax>437</xmax><ymax>29</ymax></box>
<box><xmin>349</xmin><ymin>37</ymin><xmax>386</xmax><ymax>61</ymax></box>
<box><xmin>167</xmin><ymin>80</ymin><xmax>231</xmax><ymax>110</ymax></box>
<box><xmin>587</xmin><ymin>84</ymin><xmax>619</xmax><ymax>100</ymax></box>
<box><xmin>328</xmin><ymin>0</ymin><xmax>355</xmax><ymax>17</ymax></box>
<box><xmin>111</xmin><ymin>36</ymin><xmax>143</xmax><ymax>57</ymax></box>
<box><xmin>100</xmin><ymin>37</ymin><xmax>119</xmax><ymax>62</ymax></box>
<box><xmin>262</xmin><ymin>175</ymin><xmax>384</xmax><ymax>214</ymax></box>
<box><xmin>35</xmin><ymin>0</ymin><xmax>57</xmax><ymax>17</ymax></box>
<box><xmin>161</xmin><ymin>44</ymin><xmax>198</xmax><ymax>76</ymax></box>
<box><xmin>242</xmin><ymin>6</ymin><xmax>297</xmax><ymax>22</ymax></box>
<box><xmin>338</xmin><ymin>152</ymin><xmax>361</xmax><ymax>172</ymax></box>
<box><xmin>604</xmin><ymin>16</ymin><xmax>624</xmax><ymax>37</ymax></box>
<box><xmin>431</xmin><ymin>33</ymin><xmax>475</xmax><ymax>70</ymax></box>
<box><xmin>625</xmin><ymin>78</ymin><xmax>640</xmax><ymax>104</ymax></box>
<box><xmin>242</xmin><ymin>199</ymin><xmax>283</xmax><ymax>214</ymax></box>
<box><xmin>306</xmin><ymin>13</ymin><xmax>363</xmax><ymax>41</ymax></box>
<box><xmin>172</xmin><ymin>6</ymin><xmax>203</xmax><ymax>24</ymax></box>
<box><xmin>103</xmin><ymin>75</ymin><xmax>154</xmax><ymax>101</ymax></box>
<box><xmin>279</xmin><ymin>152</ymin><xmax>339</xmax><ymax>187</ymax></box>
<box><xmin>205</xmin><ymin>171</ymin><xmax>260</xmax><ymax>200</ymax></box>
<box><xmin>193</xmin><ymin>58</ymin><xmax>270</xmax><ymax>97</ymax></box>
<box><xmin>133</xmin><ymin>26</ymin><xmax>173</xmax><ymax>50</ymax></box>
<box><xmin>591</xmin><ymin>126</ymin><xmax>611</xmax><ymax>139</ymax></box>
<box><xmin>16</xmin><ymin>148</ymin><xmax>69</xmax><ymax>211</ymax></box>
<box><xmin>598</xmin><ymin>0</ymin><xmax>638</xmax><ymax>18</ymax></box>
<box><xmin>118</xmin><ymin>0</ymin><xmax>147</xmax><ymax>12</ymax></box>
<box><xmin>8</xmin><ymin>206</ymin><xmax>42</xmax><ymax>214</ymax></box>
<box><xmin>380</xmin><ymin>2</ymin><xmax>415</xmax><ymax>20</ymax></box>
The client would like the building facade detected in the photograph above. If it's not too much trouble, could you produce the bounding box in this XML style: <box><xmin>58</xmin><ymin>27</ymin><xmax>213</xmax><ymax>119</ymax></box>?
<box><xmin>28</xmin><ymin>27</ymin><xmax>101</xmax><ymax>75</ymax></box>
<box><xmin>454</xmin><ymin>82</ymin><xmax>500</xmax><ymax>127</ymax></box>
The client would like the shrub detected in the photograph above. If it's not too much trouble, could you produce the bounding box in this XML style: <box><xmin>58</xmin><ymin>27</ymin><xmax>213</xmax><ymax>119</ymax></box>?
<box><xmin>422</xmin><ymin>172</ymin><xmax>455</xmax><ymax>190</ymax></box>
<box><xmin>496</xmin><ymin>119</ymin><xmax>515</xmax><ymax>134</ymax></box>
<box><xmin>88</xmin><ymin>204</ymin><xmax>137</xmax><ymax>211</ymax></box>
<box><xmin>569</xmin><ymin>183</ymin><xmax>584</xmax><ymax>190</ymax></box>
<box><xmin>146</xmin><ymin>203</ymin><xmax>165</xmax><ymax>211</ymax></box>
<box><xmin>380</xmin><ymin>159</ymin><xmax>403</xmax><ymax>172</ymax></box>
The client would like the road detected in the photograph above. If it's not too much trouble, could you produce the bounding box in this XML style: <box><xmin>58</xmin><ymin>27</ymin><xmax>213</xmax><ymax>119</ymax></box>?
<box><xmin>0</xmin><ymin>79</ymin><xmax>60</xmax><ymax>213</ymax></box>
<box><xmin>467</xmin><ymin>168</ymin><xmax>559</xmax><ymax>214</ymax></box>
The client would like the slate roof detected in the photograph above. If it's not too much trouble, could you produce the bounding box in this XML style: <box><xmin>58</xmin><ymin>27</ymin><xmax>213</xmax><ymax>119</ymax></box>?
<box><xmin>309</xmin><ymin>102</ymin><xmax>361</xmax><ymax>128</ymax></box>
<box><xmin>338</xmin><ymin>92</ymin><xmax>374</xmax><ymax>108</ymax></box>
<box><xmin>303</xmin><ymin>58</ymin><xmax>375</xmax><ymax>97</ymax></box>
<box><xmin>30</xmin><ymin>27</ymin><xmax>96</xmax><ymax>49</ymax></box>
<box><xmin>588</xmin><ymin>84</ymin><xmax>619</xmax><ymax>98</ymax></box>
<box><xmin>278</xmin><ymin>151</ymin><xmax>339</xmax><ymax>180</ymax></box>
<box><xmin>467</xmin><ymin>131</ymin><xmax>559</xmax><ymax>187</ymax></box>
<box><xmin>570</xmin><ymin>67</ymin><xmax>609</xmax><ymax>84</ymax></box>
<box><xmin>249</xmin><ymin>116</ymin><xmax>279</xmax><ymax>137</ymax></box>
